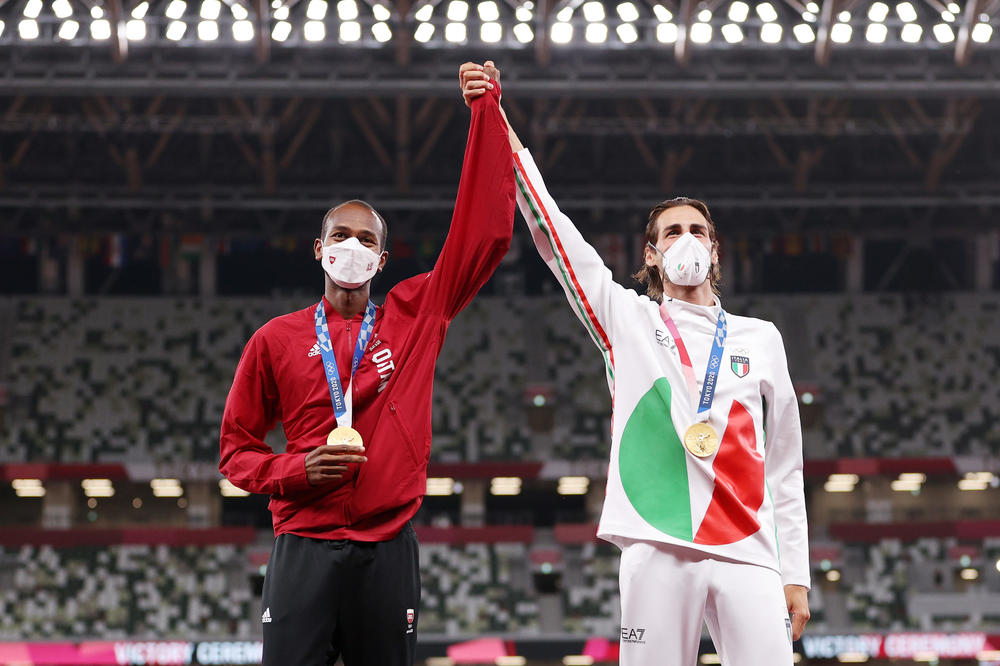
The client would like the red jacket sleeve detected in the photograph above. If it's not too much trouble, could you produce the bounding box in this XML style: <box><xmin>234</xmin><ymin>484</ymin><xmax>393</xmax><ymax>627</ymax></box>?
<box><xmin>420</xmin><ymin>82</ymin><xmax>515</xmax><ymax>320</ymax></box>
<box><xmin>218</xmin><ymin>329</ymin><xmax>312</xmax><ymax>496</ymax></box>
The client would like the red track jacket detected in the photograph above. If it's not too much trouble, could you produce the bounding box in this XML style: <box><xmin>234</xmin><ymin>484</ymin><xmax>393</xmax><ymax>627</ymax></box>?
<box><xmin>219</xmin><ymin>85</ymin><xmax>514</xmax><ymax>541</ymax></box>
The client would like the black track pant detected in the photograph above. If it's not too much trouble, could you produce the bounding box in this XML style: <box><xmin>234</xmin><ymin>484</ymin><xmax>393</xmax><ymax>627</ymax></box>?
<box><xmin>260</xmin><ymin>523</ymin><xmax>420</xmax><ymax>666</ymax></box>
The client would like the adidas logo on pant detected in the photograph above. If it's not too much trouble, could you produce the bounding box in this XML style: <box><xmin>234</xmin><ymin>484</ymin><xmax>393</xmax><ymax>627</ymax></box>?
<box><xmin>262</xmin><ymin>607</ymin><xmax>272</xmax><ymax>623</ymax></box>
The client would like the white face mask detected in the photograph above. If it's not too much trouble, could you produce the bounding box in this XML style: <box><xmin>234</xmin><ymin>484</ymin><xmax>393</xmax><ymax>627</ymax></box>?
<box><xmin>321</xmin><ymin>237</ymin><xmax>381</xmax><ymax>289</ymax></box>
<box><xmin>649</xmin><ymin>232</ymin><xmax>712</xmax><ymax>287</ymax></box>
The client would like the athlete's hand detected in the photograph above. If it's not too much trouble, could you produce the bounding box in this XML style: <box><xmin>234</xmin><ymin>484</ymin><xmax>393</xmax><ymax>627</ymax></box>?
<box><xmin>304</xmin><ymin>445</ymin><xmax>367</xmax><ymax>485</ymax></box>
<box><xmin>784</xmin><ymin>584</ymin><xmax>810</xmax><ymax>641</ymax></box>
<box><xmin>460</xmin><ymin>60</ymin><xmax>500</xmax><ymax>107</ymax></box>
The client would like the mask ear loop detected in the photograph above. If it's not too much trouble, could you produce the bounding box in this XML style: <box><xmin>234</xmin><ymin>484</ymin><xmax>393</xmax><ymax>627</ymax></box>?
<box><xmin>647</xmin><ymin>242</ymin><xmax>664</xmax><ymax>258</ymax></box>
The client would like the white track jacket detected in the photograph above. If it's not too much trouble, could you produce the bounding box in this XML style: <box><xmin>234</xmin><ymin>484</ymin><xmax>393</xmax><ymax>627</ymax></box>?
<box><xmin>514</xmin><ymin>149</ymin><xmax>810</xmax><ymax>588</ymax></box>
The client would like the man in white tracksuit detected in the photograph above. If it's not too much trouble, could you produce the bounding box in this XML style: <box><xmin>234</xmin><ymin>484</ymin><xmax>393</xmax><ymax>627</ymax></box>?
<box><xmin>461</xmin><ymin>63</ymin><xmax>810</xmax><ymax>665</ymax></box>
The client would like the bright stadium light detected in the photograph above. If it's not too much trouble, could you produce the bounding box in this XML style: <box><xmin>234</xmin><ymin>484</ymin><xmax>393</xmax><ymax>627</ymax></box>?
<box><xmin>933</xmin><ymin>22</ymin><xmax>954</xmax><ymax>42</ymax></box>
<box><xmin>802</xmin><ymin>10</ymin><xmax>816</xmax><ymax>21</ymax></box>
<box><xmin>131</xmin><ymin>0</ymin><xmax>149</xmax><ymax>18</ymax></box>
<box><xmin>513</xmin><ymin>21</ymin><xmax>533</xmax><ymax>41</ymax></box>
<box><xmin>446</xmin><ymin>0</ymin><xmax>468</xmax><ymax>21</ymax></box>
<box><xmin>690</xmin><ymin>21</ymin><xmax>711</xmax><ymax>42</ymax></box>
<box><xmin>551</xmin><ymin>20</ymin><xmax>572</xmax><ymax>42</ymax></box>
<box><xmin>338</xmin><ymin>0</ymin><xmax>358</xmax><ymax>20</ymax></box>
<box><xmin>231</xmin><ymin>3</ymin><xmax>249</xmax><ymax>19</ymax></box>
<box><xmin>556</xmin><ymin>6</ymin><xmax>573</xmax><ymax>21</ymax></box>
<box><xmin>972</xmin><ymin>22</ymin><xmax>993</xmax><ymax>42</ymax></box>
<box><xmin>900</xmin><ymin>22</ymin><xmax>921</xmax><ymax>41</ymax></box>
<box><xmin>52</xmin><ymin>0</ymin><xmax>73</xmax><ymax>19</ymax></box>
<box><xmin>414</xmin><ymin>3</ymin><xmax>433</xmax><ymax>20</ymax></box>
<box><xmin>806</xmin><ymin>1</ymin><xmax>818</xmax><ymax>11</ymax></box>
<box><xmin>583</xmin><ymin>1</ymin><xmax>605</xmax><ymax>21</ymax></box>
<box><xmin>166</xmin><ymin>19</ymin><xmax>186</xmax><ymax>39</ymax></box>
<box><xmin>756</xmin><ymin>2</ymin><xmax>777</xmax><ymax>22</ymax></box>
<box><xmin>585</xmin><ymin>21</ymin><xmax>607</xmax><ymax>42</ymax></box>
<box><xmin>697</xmin><ymin>8</ymin><xmax>712</xmax><ymax>21</ymax></box>
<box><xmin>830</xmin><ymin>22</ymin><xmax>851</xmax><ymax>42</ymax></box>
<box><xmin>515</xmin><ymin>5</ymin><xmax>531</xmax><ymax>20</ymax></box>
<box><xmin>197</xmin><ymin>19</ymin><xmax>218</xmax><ymax>39</ymax></box>
<box><xmin>728</xmin><ymin>1</ymin><xmax>749</xmax><ymax>22</ymax></box>
<box><xmin>57</xmin><ymin>18</ymin><xmax>79</xmax><ymax>38</ymax></box>
<box><xmin>866</xmin><ymin>22</ymin><xmax>887</xmax><ymax>41</ymax></box>
<box><xmin>425</xmin><ymin>477</ymin><xmax>456</xmax><ymax>496</ymax></box>
<box><xmin>273</xmin><ymin>5</ymin><xmax>289</xmax><ymax>19</ymax></box>
<box><xmin>307</xmin><ymin>0</ymin><xmax>328</xmax><ymax>19</ymax></box>
<box><xmin>371</xmin><ymin>20</ymin><xmax>391</xmax><ymax>40</ymax></box>
<box><xmin>304</xmin><ymin>19</ymin><xmax>325</xmax><ymax>40</ymax></box>
<box><xmin>372</xmin><ymin>3</ymin><xmax>391</xmax><ymax>20</ymax></box>
<box><xmin>557</xmin><ymin>476</ymin><xmax>590</xmax><ymax>495</ymax></box>
<box><xmin>271</xmin><ymin>19</ymin><xmax>291</xmax><ymax>40</ymax></box>
<box><xmin>478</xmin><ymin>0</ymin><xmax>499</xmax><ymax>21</ymax></box>
<box><xmin>151</xmin><ymin>479</ymin><xmax>184</xmax><ymax>498</ymax></box>
<box><xmin>793</xmin><ymin>22</ymin><xmax>815</xmax><ymax>42</ymax></box>
<box><xmin>760</xmin><ymin>21</ymin><xmax>781</xmax><ymax>42</ymax></box>
<box><xmin>339</xmin><ymin>20</ymin><xmax>360</xmax><ymax>40</ymax></box>
<box><xmin>125</xmin><ymin>18</ymin><xmax>146</xmax><ymax>39</ymax></box>
<box><xmin>481</xmin><ymin>21</ymin><xmax>501</xmax><ymax>41</ymax></box>
<box><xmin>652</xmin><ymin>3</ymin><xmax>672</xmax><ymax>21</ymax></box>
<box><xmin>490</xmin><ymin>477</ymin><xmax>522</xmax><ymax>496</ymax></box>
<box><xmin>233</xmin><ymin>19</ymin><xmax>253</xmax><ymax>39</ymax></box>
<box><xmin>91</xmin><ymin>17</ymin><xmax>111</xmax><ymax>37</ymax></box>
<box><xmin>617</xmin><ymin>1</ymin><xmax>639</xmax><ymax>22</ymax></box>
<box><xmin>90</xmin><ymin>6</ymin><xmax>103</xmax><ymax>17</ymax></box>
<box><xmin>721</xmin><ymin>22</ymin><xmax>743</xmax><ymax>42</ymax></box>
<box><xmin>200</xmin><ymin>0</ymin><xmax>220</xmax><ymax>19</ymax></box>
<box><xmin>656</xmin><ymin>21</ymin><xmax>677</xmax><ymax>42</ymax></box>
<box><xmin>941</xmin><ymin>10</ymin><xmax>955</xmax><ymax>21</ymax></box>
<box><xmin>895</xmin><ymin>1</ymin><xmax>917</xmax><ymax>22</ymax></box>
<box><xmin>23</xmin><ymin>0</ymin><xmax>42</xmax><ymax>18</ymax></box>
<box><xmin>82</xmin><ymin>479</ymin><xmax>115</xmax><ymax>498</ymax></box>
<box><xmin>445</xmin><ymin>21</ymin><xmax>466</xmax><ymax>41</ymax></box>
<box><xmin>11</xmin><ymin>479</ymin><xmax>45</xmax><ymax>498</ymax></box>
<box><xmin>413</xmin><ymin>21</ymin><xmax>434</xmax><ymax>41</ymax></box>
<box><xmin>824</xmin><ymin>474</ymin><xmax>859</xmax><ymax>492</ymax></box>
<box><xmin>0</xmin><ymin>19</ymin><xmax>5</xmax><ymax>36</ymax></box>
<box><xmin>616</xmin><ymin>22</ymin><xmax>637</xmax><ymax>42</ymax></box>
<box><xmin>837</xmin><ymin>10</ymin><xmax>850</xmax><ymax>21</ymax></box>
<box><xmin>17</xmin><ymin>19</ymin><xmax>38</xmax><ymax>39</ymax></box>
<box><xmin>219</xmin><ymin>478</ymin><xmax>250</xmax><ymax>497</ymax></box>
<box><xmin>947</xmin><ymin>1</ymin><xmax>959</xmax><ymax>11</ymax></box>
<box><xmin>166</xmin><ymin>0</ymin><xmax>187</xmax><ymax>18</ymax></box>
<box><xmin>867</xmin><ymin>1</ymin><xmax>888</xmax><ymax>21</ymax></box>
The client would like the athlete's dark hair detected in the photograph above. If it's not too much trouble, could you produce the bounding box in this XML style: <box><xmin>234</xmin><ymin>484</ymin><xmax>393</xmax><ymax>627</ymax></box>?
<box><xmin>320</xmin><ymin>200</ymin><xmax>389</xmax><ymax>251</ymax></box>
<box><xmin>632</xmin><ymin>197</ymin><xmax>721</xmax><ymax>302</ymax></box>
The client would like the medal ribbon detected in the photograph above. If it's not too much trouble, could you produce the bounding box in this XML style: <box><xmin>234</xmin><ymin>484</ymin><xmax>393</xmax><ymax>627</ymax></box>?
<box><xmin>314</xmin><ymin>299</ymin><xmax>377</xmax><ymax>428</ymax></box>
<box><xmin>658</xmin><ymin>301</ymin><xmax>728</xmax><ymax>422</ymax></box>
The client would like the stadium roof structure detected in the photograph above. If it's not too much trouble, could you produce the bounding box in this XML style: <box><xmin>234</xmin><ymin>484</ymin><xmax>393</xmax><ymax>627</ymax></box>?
<box><xmin>0</xmin><ymin>0</ymin><xmax>997</xmax><ymax>71</ymax></box>
<box><xmin>0</xmin><ymin>0</ymin><xmax>998</xmax><ymax>235</ymax></box>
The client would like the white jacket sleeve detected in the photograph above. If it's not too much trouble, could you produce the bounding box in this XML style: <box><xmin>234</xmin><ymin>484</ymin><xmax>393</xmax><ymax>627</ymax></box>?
<box><xmin>762</xmin><ymin>323</ymin><xmax>811</xmax><ymax>589</ymax></box>
<box><xmin>513</xmin><ymin>149</ymin><xmax>633</xmax><ymax>365</ymax></box>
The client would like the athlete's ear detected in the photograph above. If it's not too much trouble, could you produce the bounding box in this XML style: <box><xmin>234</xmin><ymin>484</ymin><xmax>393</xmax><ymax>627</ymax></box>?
<box><xmin>314</xmin><ymin>238</ymin><xmax>323</xmax><ymax>261</ymax></box>
<box><xmin>644</xmin><ymin>243</ymin><xmax>659</xmax><ymax>269</ymax></box>
<box><xmin>377</xmin><ymin>250</ymin><xmax>388</xmax><ymax>273</ymax></box>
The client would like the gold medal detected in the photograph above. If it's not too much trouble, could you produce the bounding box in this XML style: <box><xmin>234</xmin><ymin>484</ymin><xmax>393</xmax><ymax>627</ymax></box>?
<box><xmin>327</xmin><ymin>426</ymin><xmax>364</xmax><ymax>449</ymax></box>
<box><xmin>683</xmin><ymin>422</ymin><xmax>719</xmax><ymax>457</ymax></box>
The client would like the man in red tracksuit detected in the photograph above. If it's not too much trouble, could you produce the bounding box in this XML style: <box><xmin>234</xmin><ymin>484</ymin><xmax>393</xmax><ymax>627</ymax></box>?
<box><xmin>219</xmin><ymin>64</ymin><xmax>514</xmax><ymax>665</ymax></box>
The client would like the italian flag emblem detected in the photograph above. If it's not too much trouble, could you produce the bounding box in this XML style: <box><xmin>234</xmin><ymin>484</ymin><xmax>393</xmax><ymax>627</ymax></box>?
<box><xmin>731</xmin><ymin>355</ymin><xmax>750</xmax><ymax>378</ymax></box>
